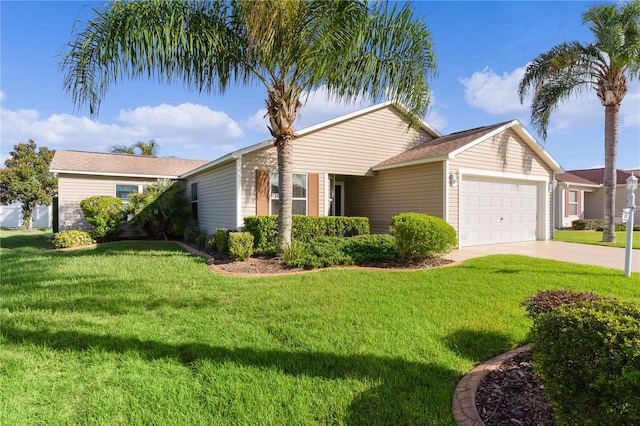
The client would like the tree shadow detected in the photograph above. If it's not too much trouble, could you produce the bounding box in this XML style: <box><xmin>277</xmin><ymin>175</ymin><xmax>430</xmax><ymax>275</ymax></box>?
<box><xmin>2</xmin><ymin>325</ymin><xmax>460</xmax><ymax>425</ymax></box>
<box><xmin>442</xmin><ymin>328</ymin><xmax>517</xmax><ymax>364</ymax></box>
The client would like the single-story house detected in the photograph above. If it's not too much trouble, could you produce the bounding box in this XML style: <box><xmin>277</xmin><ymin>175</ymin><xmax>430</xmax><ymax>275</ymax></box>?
<box><xmin>555</xmin><ymin>168</ymin><xmax>639</xmax><ymax>228</ymax></box>
<box><xmin>50</xmin><ymin>102</ymin><xmax>563</xmax><ymax>247</ymax></box>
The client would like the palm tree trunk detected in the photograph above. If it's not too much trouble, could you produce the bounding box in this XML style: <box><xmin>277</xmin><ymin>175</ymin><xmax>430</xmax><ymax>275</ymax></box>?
<box><xmin>276</xmin><ymin>136</ymin><xmax>293</xmax><ymax>253</ymax></box>
<box><xmin>602</xmin><ymin>104</ymin><xmax>619</xmax><ymax>243</ymax></box>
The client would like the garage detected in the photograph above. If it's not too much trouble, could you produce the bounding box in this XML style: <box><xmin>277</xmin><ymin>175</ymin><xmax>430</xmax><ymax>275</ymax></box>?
<box><xmin>459</xmin><ymin>177</ymin><xmax>539</xmax><ymax>247</ymax></box>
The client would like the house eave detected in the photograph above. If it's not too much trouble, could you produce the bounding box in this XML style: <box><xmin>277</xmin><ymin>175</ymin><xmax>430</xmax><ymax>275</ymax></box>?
<box><xmin>50</xmin><ymin>169</ymin><xmax>181</xmax><ymax>179</ymax></box>
<box><xmin>371</xmin><ymin>155</ymin><xmax>448</xmax><ymax>171</ymax></box>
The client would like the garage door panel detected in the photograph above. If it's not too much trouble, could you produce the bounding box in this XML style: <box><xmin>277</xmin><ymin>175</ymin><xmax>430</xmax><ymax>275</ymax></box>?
<box><xmin>459</xmin><ymin>177</ymin><xmax>538</xmax><ymax>247</ymax></box>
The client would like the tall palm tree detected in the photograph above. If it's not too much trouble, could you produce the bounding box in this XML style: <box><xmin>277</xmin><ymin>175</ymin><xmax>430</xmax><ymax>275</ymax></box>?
<box><xmin>61</xmin><ymin>0</ymin><xmax>435</xmax><ymax>253</ymax></box>
<box><xmin>518</xmin><ymin>0</ymin><xmax>640</xmax><ymax>243</ymax></box>
<box><xmin>109</xmin><ymin>144</ymin><xmax>136</xmax><ymax>154</ymax></box>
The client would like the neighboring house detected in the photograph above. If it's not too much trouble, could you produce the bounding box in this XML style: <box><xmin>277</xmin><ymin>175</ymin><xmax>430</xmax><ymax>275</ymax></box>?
<box><xmin>50</xmin><ymin>152</ymin><xmax>209</xmax><ymax>231</ymax></box>
<box><xmin>50</xmin><ymin>102</ymin><xmax>563</xmax><ymax>247</ymax></box>
<box><xmin>556</xmin><ymin>168</ymin><xmax>639</xmax><ymax>228</ymax></box>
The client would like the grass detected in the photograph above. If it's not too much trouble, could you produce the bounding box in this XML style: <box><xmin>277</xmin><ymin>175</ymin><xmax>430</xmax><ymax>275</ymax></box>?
<box><xmin>554</xmin><ymin>229</ymin><xmax>640</xmax><ymax>249</ymax></box>
<box><xmin>2</xmin><ymin>229</ymin><xmax>639</xmax><ymax>425</ymax></box>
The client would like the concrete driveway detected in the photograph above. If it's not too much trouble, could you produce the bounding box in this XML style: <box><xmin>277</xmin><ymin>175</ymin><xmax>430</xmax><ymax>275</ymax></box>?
<box><xmin>447</xmin><ymin>240</ymin><xmax>640</xmax><ymax>273</ymax></box>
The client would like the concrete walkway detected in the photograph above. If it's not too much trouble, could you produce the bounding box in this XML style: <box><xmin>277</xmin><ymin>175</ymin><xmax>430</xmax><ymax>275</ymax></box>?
<box><xmin>447</xmin><ymin>240</ymin><xmax>640</xmax><ymax>273</ymax></box>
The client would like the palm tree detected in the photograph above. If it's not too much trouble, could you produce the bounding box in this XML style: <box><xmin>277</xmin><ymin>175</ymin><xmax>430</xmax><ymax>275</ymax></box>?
<box><xmin>518</xmin><ymin>1</ymin><xmax>640</xmax><ymax>243</ymax></box>
<box><xmin>110</xmin><ymin>140</ymin><xmax>159</xmax><ymax>156</ymax></box>
<box><xmin>133</xmin><ymin>140</ymin><xmax>159</xmax><ymax>156</ymax></box>
<box><xmin>61</xmin><ymin>0</ymin><xmax>435</xmax><ymax>253</ymax></box>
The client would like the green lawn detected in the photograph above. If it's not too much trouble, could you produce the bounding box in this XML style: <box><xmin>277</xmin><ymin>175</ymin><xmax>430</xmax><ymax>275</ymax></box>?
<box><xmin>2</xmin><ymin>230</ymin><xmax>639</xmax><ymax>425</ymax></box>
<box><xmin>554</xmin><ymin>229</ymin><xmax>640</xmax><ymax>249</ymax></box>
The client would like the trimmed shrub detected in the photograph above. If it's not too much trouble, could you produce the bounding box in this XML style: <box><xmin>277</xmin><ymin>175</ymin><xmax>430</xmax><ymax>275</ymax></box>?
<box><xmin>282</xmin><ymin>236</ymin><xmax>351</xmax><ymax>269</ymax></box>
<box><xmin>204</xmin><ymin>234</ymin><xmax>217</xmax><ymax>252</ymax></box>
<box><xmin>571</xmin><ymin>219</ymin><xmax>587</xmax><ymax>230</ymax></box>
<box><xmin>281</xmin><ymin>240</ymin><xmax>310</xmax><ymax>264</ymax></box>
<box><xmin>343</xmin><ymin>234</ymin><xmax>399</xmax><ymax>264</ymax></box>
<box><xmin>243</xmin><ymin>215</ymin><xmax>370</xmax><ymax>252</ymax></box>
<box><xmin>228</xmin><ymin>232</ymin><xmax>254</xmax><ymax>261</ymax></box>
<box><xmin>52</xmin><ymin>230</ymin><xmax>94</xmax><ymax>248</ymax></box>
<box><xmin>79</xmin><ymin>195</ymin><xmax>123</xmax><ymax>241</ymax></box>
<box><xmin>195</xmin><ymin>234</ymin><xmax>207</xmax><ymax>249</ymax></box>
<box><xmin>126</xmin><ymin>179</ymin><xmax>191</xmax><ymax>239</ymax></box>
<box><xmin>215</xmin><ymin>228</ymin><xmax>231</xmax><ymax>255</ymax></box>
<box><xmin>532</xmin><ymin>300</ymin><xmax>640</xmax><ymax>425</ymax></box>
<box><xmin>521</xmin><ymin>288</ymin><xmax>601</xmax><ymax>322</ymax></box>
<box><xmin>390</xmin><ymin>212</ymin><xmax>456</xmax><ymax>259</ymax></box>
<box><xmin>183</xmin><ymin>225</ymin><xmax>200</xmax><ymax>243</ymax></box>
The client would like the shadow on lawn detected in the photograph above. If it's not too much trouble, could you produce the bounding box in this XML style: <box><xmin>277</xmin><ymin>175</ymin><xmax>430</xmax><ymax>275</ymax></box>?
<box><xmin>442</xmin><ymin>328</ymin><xmax>518</xmax><ymax>364</ymax></box>
<box><xmin>2</xmin><ymin>325</ymin><xmax>460</xmax><ymax>425</ymax></box>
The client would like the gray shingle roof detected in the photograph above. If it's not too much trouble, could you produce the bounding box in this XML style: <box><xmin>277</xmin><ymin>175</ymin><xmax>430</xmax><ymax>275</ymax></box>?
<box><xmin>50</xmin><ymin>150</ymin><xmax>209</xmax><ymax>178</ymax></box>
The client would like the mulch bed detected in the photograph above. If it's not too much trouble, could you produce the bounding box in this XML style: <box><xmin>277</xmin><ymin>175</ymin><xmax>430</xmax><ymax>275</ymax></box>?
<box><xmin>476</xmin><ymin>348</ymin><xmax>557</xmax><ymax>426</ymax></box>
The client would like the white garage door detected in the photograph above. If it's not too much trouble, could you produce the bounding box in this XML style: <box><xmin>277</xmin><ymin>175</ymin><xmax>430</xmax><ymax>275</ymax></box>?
<box><xmin>459</xmin><ymin>177</ymin><xmax>538</xmax><ymax>247</ymax></box>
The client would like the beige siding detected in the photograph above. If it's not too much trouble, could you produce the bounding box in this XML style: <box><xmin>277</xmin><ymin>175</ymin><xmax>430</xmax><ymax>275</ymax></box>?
<box><xmin>239</xmin><ymin>106</ymin><xmax>433</xmax><ymax>219</ymax></box>
<box><xmin>57</xmin><ymin>174</ymin><xmax>160</xmax><ymax>231</ymax></box>
<box><xmin>187</xmin><ymin>161</ymin><xmax>237</xmax><ymax>234</ymax></box>
<box><xmin>451</xmin><ymin>129</ymin><xmax>552</xmax><ymax>176</ymax></box>
<box><xmin>346</xmin><ymin>162</ymin><xmax>445</xmax><ymax>233</ymax></box>
<box><xmin>584</xmin><ymin>186</ymin><xmax>637</xmax><ymax>223</ymax></box>
<box><xmin>448</xmin><ymin>129</ymin><xmax>553</xmax><ymax>236</ymax></box>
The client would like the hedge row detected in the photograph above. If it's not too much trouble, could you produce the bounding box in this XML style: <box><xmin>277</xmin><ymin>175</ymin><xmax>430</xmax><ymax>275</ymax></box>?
<box><xmin>243</xmin><ymin>215</ymin><xmax>370</xmax><ymax>253</ymax></box>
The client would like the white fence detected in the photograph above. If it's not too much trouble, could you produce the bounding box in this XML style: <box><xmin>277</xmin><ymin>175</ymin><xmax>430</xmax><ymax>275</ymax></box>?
<box><xmin>0</xmin><ymin>203</ymin><xmax>52</xmax><ymax>228</ymax></box>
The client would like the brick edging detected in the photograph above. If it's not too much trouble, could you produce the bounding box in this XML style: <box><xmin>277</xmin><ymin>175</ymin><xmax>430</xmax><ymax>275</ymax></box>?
<box><xmin>451</xmin><ymin>344</ymin><xmax>531</xmax><ymax>426</ymax></box>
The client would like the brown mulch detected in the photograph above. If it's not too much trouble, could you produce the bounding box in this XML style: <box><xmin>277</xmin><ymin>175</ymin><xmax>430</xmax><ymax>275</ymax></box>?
<box><xmin>476</xmin><ymin>348</ymin><xmax>557</xmax><ymax>426</ymax></box>
<box><xmin>208</xmin><ymin>251</ymin><xmax>455</xmax><ymax>275</ymax></box>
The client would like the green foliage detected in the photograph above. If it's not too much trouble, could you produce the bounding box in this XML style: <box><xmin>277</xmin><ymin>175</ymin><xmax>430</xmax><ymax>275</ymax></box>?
<box><xmin>195</xmin><ymin>234</ymin><xmax>207</xmax><ymax>250</ymax></box>
<box><xmin>521</xmin><ymin>289</ymin><xmax>601</xmax><ymax>322</ymax></box>
<box><xmin>51</xmin><ymin>230</ymin><xmax>94</xmax><ymax>248</ymax></box>
<box><xmin>183</xmin><ymin>225</ymin><xmax>200</xmax><ymax>243</ymax></box>
<box><xmin>110</xmin><ymin>139</ymin><xmax>158</xmax><ymax>156</ymax></box>
<box><xmin>243</xmin><ymin>215</ymin><xmax>370</xmax><ymax>253</ymax></box>
<box><xmin>342</xmin><ymin>234</ymin><xmax>399</xmax><ymax>264</ymax></box>
<box><xmin>79</xmin><ymin>196</ymin><xmax>123</xmax><ymax>241</ymax></box>
<box><xmin>0</xmin><ymin>140</ymin><xmax>57</xmax><ymax>230</ymax></box>
<box><xmin>126</xmin><ymin>179</ymin><xmax>190</xmax><ymax>240</ymax></box>
<box><xmin>571</xmin><ymin>219</ymin><xmax>587</xmax><ymax>230</ymax></box>
<box><xmin>204</xmin><ymin>234</ymin><xmax>217</xmax><ymax>252</ymax></box>
<box><xmin>228</xmin><ymin>232</ymin><xmax>254</xmax><ymax>261</ymax></box>
<box><xmin>282</xmin><ymin>234</ymin><xmax>399</xmax><ymax>269</ymax></box>
<box><xmin>531</xmin><ymin>300</ymin><xmax>640</xmax><ymax>425</ymax></box>
<box><xmin>390</xmin><ymin>213</ymin><xmax>457</xmax><ymax>259</ymax></box>
<box><xmin>282</xmin><ymin>236</ymin><xmax>352</xmax><ymax>269</ymax></box>
<box><xmin>215</xmin><ymin>228</ymin><xmax>231</xmax><ymax>255</ymax></box>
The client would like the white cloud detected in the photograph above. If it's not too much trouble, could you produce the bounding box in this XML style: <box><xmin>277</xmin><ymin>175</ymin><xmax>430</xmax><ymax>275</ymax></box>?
<box><xmin>0</xmin><ymin>91</ymin><xmax>5</xmax><ymax>102</ymax></box>
<box><xmin>244</xmin><ymin>108</ymin><xmax>271</xmax><ymax>134</ymax></box>
<box><xmin>461</xmin><ymin>66</ymin><xmax>529</xmax><ymax>115</ymax></box>
<box><xmin>1</xmin><ymin>102</ymin><xmax>247</xmax><ymax>161</ymax></box>
<box><xmin>297</xmin><ymin>85</ymin><xmax>372</xmax><ymax>128</ymax></box>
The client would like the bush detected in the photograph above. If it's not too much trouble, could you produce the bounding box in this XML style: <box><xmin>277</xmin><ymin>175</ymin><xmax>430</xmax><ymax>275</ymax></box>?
<box><xmin>79</xmin><ymin>195</ymin><xmax>123</xmax><ymax>241</ymax></box>
<box><xmin>183</xmin><ymin>225</ymin><xmax>200</xmax><ymax>243</ymax></box>
<box><xmin>228</xmin><ymin>232</ymin><xmax>254</xmax><ymax>261</ymax></box>
<box><xmin>343</xmin><ymin>234</ymin><xmax>398</xmax><ymax>264</ymax></box>
<box><xmin>195</xmin><ymin>234</ymin><xmax>207</xmax><ymax>249</ymax></box>
<box><xmin>52</xmin><ymin>230</ymin><xmax>94</xmax><ymax>248</ymax></box>
<box><xmin>521</xmin><ymin>289</ymin><xmax>601</xmax><ymax>322</ymax></box>
<box><xmin>126</xmin><ymin>179</ymin><xmax>191</xmax><ymax>239</ymax></box>
<box><xmin>390</xmin><ymin>213</ymin><xmax>456</xmax><ymax>259</ymax></box>
<box><xmin>282</xmin><ymin>236</ymin><xmax>351</xmax><ymax>269</ymax></box>
<box><xmin>531</xmin><ymin>300</ymin><xmax>640</xmax><ymax>425</ymax></box>
<box><xmin>571</xmin><ymin>219</ymin><xmax>586</xmax><ymax>230</ymax></box>
<box><xmin>243</xmin><ymin>215</ymin><xmax>370</xmax><ymax>253</ymax></box>
<box><xmin>204</xmin><ymin>234</ymin><xmax>217</xmax><ymax>252</ymax></box>
<box><xmin>215</xmin><ymin>228</ymin><xmax>231</xmax><ymax>255</ymax></box>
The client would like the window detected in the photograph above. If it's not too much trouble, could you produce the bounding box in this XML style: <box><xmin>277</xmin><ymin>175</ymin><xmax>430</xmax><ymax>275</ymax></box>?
<box><xmin>568</xmin><ymin>190</ymin><xmax>578</xmax><ymax>216</ymax></box>
<box><xmin>115</xmin><ymin>184</ymin><xmax>141</xmax><ymax>203</ymax></box>
<box><xmin>191</xmin><ymin>182</ymin><xmax>198</xmax><ymax>221</ymax></box>
<box><xmin>270</xmin><ymin>173</ymin><xmax>307</xmax><ymax>215</ymax></box>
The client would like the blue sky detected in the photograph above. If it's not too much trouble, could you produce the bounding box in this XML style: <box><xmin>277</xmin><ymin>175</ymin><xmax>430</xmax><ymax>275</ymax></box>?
<box><xmin>1</xmin><ymin>1</ymin><xmax>639</xmax><ymax>171</ymax></box>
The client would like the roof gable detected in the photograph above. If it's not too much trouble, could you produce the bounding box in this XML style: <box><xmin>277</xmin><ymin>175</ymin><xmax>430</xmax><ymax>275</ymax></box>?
<box><xmin>373</xmin><ymin>120</ymin><xmax>562</xmax><ymax>172</ymax></box>
<box><xmin>50</xmin><ymin>150</ymin><xmax>209</xmax><ymax>178</ymax></box>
